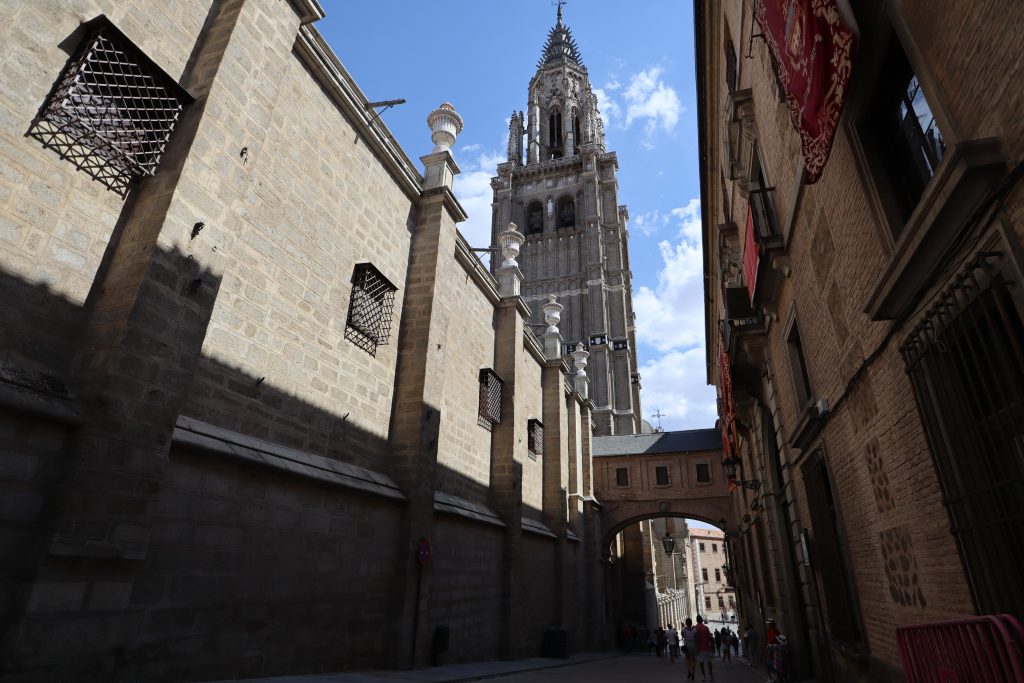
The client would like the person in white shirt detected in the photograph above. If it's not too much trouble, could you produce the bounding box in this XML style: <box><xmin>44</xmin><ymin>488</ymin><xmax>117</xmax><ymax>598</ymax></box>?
<box><xmin>667</xmin><ymin>624</ymin><xmax>680</xmax><ymax>663</ymax></box>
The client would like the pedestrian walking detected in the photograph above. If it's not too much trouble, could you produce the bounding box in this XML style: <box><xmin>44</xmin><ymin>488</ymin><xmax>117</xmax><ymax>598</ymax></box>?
<box><xmin>713</xmin><ymin>628</ymin><xmax>722</xmax><ymax>658</ymax></box>
<box><xmin>721</xmin><ymin>629</ymin><xmax>731</xmax><ymax>663</ymax></box>
<box><xmin>682</xmin><ymin>618</ymin><xmax>698</xmax><ymax>681</ymax></box>
<box><xmin>730</xmin><ymin>629</ymin><xmax>739</xmax><ymax>657</ymax></box>
<box><xmin>655</xmin><ymin>624</ymin><xmax>667</xmax><ymax>658</ymax></box>
<box><xmin>695</xmin><ymin>615</ymin><xmax>714</xmax><ymax>682</ymax></box>
<box><xmin>767</xmin><ymin>633</ymin><xmax>792</xmax><ymax>682</ymax></box>
<box><xmin>744</xmin><ymin>623</ymin><xmax>759</xmax><ymax>665</ymax></box>
<box><xmin>667</xmin><ymin>623</ymin><xmax>680</xmax><ymax>663</ymax></box>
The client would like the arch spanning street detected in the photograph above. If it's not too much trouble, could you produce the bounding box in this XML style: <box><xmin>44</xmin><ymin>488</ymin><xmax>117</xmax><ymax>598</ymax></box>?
<box><xmin>592</xmin><ymin>429</ymin><xmax>732</xmax><ymax>552</ymax></box>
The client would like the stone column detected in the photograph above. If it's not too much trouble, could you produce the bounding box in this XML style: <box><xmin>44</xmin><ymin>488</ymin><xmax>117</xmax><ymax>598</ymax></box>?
<box><xmin>389</xmin><ymin>102</ymin><xmax>466</xmax><ymax>668</ymax></box>
<box><xmin>528</xmin><ymin>98</ymin><xmax>540</xmax><ymax>164</ymax></box>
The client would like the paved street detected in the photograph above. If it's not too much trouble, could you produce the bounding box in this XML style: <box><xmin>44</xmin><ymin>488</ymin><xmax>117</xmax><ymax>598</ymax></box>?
<box><xmin>208</xmin><ymin>652</ymin><xmax>771</xmax><ymax>683</ymax></box>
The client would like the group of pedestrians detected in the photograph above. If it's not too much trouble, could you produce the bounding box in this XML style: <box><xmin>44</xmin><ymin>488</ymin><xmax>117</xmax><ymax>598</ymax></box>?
<box><xmin>631</xmin><ymin>616</ymin><xmax>791</xmax><ymax>682</ymax></box>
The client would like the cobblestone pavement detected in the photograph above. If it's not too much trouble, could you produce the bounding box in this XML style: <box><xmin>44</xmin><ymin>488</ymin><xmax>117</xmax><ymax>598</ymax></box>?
<box><xmin>206</xmin><ymin>652</ymin><xmax>772</xmax><ymax>683</ymax></box>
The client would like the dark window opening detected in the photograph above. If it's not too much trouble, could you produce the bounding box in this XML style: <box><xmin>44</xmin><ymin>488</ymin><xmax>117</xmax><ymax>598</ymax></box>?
<box><xmin>655</xmin><ymin>466</ymin><xmax>669</xmax><ymax>486</ymax></box>
<box><xmin>901</xmin><ymin>259</ymin><xmax>1024</xmax><ymax>616</ymax></box>
<box><xmin>615</xmin><ymin>467</ymin><xmax>629</xmax><ymax>486</ymax></box>
<box><xmin>725</xmin><ymin>31</ymin><xmax>738</xmax><ymax>93</ymax></box>
<box><xmin>557</xmin><ymin>196</ymin><xmax>575</xmax><ymax>229</ymax></box>
<box><xmin>527</xmin><ymin>418</ymin><xmax>544</xmax><ymax>460</ymax></box>
<box><xmin>712</xmin><ymin>544</ymin><xmax>718</xmax><ymax>553</ymax></box>
<box><xmin>715</xmin><ymin>568</ymin><xmax>721</xmax><ymax>582</ymax></box>
<box><xmin>718</xmin><ymin>595</ymin><xmax>725</xmax><ymax>609</ymax></box>
<box><xmin>548</xmin><ymin>109</ymin><xmax>563</xmax><ymax>158</ymax></box>
<box><xmin>478</xmin><ymin>368</ymin><xmax>503</xmax><ymax>430</ymax></box>
<box><xmin>572</xmin><ymin>112</ymin><xmax>581</xmax><ymax>149</ymax></box>
<box><xmin>699</xmin><ymin>543</ymin><xmax>706</xmax><ymax>552</ymax></box>
<box><xmin>786</xmin><ymin>319</ymin><xmax>813</xmax><ymax>409</ymax></box>
<box><xmin>344</xmin><ymin>263</ymin><xmax>398</xmax><ymax>356</ymax></box>
<box><xmin>705</xmin><ymin>596</ymin><xmax>712</xmax><ymax>610</ymax></box>
<box><xmin>526</xmin><ymin>200</ymin><xmax>544</xmax><ymax>234</ymax></box>
<box><xmin>862</xmin><ymin>37</ymin><xmax>946</xmax><ymax>230</ymax></box>
<box><xmin>702</xmin><ymin>568</ymin><xmax>708</xmax><ymax>581</ymax></box>
<box><xmin>29</xmin><ymin>16</ymin><xmax>192</xmax><ymax>196</ymax></box>
<box><xmin>696</xmin><ymin>463</ymin><xmax>711</xmax><ymax>483</ymax></box>
<box><xmin>749</xmin><ymin>147</ymin><xmax>778</xmax><ymax>241</ymax></box>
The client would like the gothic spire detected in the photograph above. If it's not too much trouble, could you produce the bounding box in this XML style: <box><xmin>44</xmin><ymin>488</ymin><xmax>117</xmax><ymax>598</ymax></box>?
<box><xmin>537</xmin><ymin>6</ymin><xmax>583</xmax><ymax>69</ymax></box>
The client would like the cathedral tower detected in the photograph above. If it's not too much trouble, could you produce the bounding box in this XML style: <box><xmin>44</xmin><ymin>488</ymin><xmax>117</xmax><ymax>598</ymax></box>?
<box><xmin>490</xmin><ymin>7</ymin><xmax>642</xmax><ymax>435</ymax></box>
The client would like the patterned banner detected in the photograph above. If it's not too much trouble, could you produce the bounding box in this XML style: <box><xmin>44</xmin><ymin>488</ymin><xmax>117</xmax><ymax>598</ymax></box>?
<box><xmin>755</xmin><ymin>0</ymin><xmax>855</xmax><ymax>183</ymax></box>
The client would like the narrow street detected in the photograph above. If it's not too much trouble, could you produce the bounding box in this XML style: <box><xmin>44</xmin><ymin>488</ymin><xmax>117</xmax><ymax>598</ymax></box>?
<box><xmin>208</xmin><ymin>652</ymin><xmax>774</xmax><ymax>683</ymax></box>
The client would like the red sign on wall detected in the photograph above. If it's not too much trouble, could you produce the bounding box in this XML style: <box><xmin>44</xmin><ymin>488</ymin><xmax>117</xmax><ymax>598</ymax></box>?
<box><xmin>743</xmin><ymin>207</ymin><xmax>759</xmax><ymax>304</ymax></box>
<box><xmin>755</xmin><ymin>0</ymin><xmax>856</xmax><ymax>183</ymax></box>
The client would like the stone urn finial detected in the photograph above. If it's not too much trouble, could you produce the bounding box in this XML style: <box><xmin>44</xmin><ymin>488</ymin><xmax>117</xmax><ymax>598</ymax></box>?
<box><xmin>427</xmin><ymin>102</ymin><xmax>464</xmax><ymax>153</ymax></box>
<box><xmin>571</xmin><ymin>346</ymin><xmax>590</xmax><ymax>377</ymax></box>
<box><xmin>498</xmin><ymin>222</ymin><xmax>524</xmax><ymax>269</ymax></box>
<box><xmin>543</xmin><ymin>295</ymin><xmax>564</xmax><ymax>335</ymax></box>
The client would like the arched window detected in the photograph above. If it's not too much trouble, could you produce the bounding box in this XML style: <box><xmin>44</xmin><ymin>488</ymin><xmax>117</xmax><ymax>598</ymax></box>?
<box><xmin>557</xmin><ymin>196</ymin><xmax>575</xmax><ymax>229</ymax></box>
<box><xmin>526</xmin><ymin>201</ymin><xmax>544</xmax><ymax>234</ymax></box>
<box><xmin>548</xmin><ymin>107</ymin><xmax>563</xmax><ymax>158</ymax></box>
<box><xmin>573</xmin><ymin>109</ymin><xmax>581</xmax><ymax>150</ymax></box>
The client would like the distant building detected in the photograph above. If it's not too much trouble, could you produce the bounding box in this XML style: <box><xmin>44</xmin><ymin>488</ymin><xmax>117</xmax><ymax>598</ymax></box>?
<box><xmin>689</xmin><ymin>527</ymin><xmax>736</xmax><ymax>624</ymax></box>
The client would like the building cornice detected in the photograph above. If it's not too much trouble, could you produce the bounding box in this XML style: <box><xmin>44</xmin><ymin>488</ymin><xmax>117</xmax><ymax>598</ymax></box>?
<box><xmin>293</xmin><ymin>26</ymin><xmax>423</xmax><ymax>202</ymax></box>
<box><xmin>284</xmin><ymin>0</ymin><xmax>325</xmax><ymax>25</ymax></box>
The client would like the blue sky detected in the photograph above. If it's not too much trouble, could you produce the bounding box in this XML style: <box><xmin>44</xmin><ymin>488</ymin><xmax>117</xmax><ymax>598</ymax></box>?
<box><xmin>318</xmin><ymin>1</ymin><xmax>717</xmax><ymax>432</ymax></box>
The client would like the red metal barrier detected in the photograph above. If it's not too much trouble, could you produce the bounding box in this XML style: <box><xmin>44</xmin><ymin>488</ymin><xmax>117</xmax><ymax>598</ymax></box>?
<box><xmin>897</xmin><ymin>614</ymin><xmax>1024</xmax><ymax>682</ymax></box>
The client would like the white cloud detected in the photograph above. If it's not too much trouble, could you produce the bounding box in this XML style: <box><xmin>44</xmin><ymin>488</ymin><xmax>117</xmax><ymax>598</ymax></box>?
<box><xmin>622</xmin><ymin>66</ymin><xmax>682</xmax><ymax>148</ymax></box>
<box><xmin>452</xmin><ymin>149</ymin><xmax>504</xmax><ymax>265</ymax></box>
<box><xmin>633</xmin><ymin>198</ymin><xmax>704</xmax><ymax>353</ymax></box>
<box><xmin>593</xmin><ymin>88</ymin><xmax>621</xmax><ymax>124</ymax></box>
<box><xmin>460</xmin><ymin>143</ymin><xmax>481</xmax><ymax>152</ymax></box>
<box><xmin>639</xmin><ymin>347</ymin><xmax>718</xmax><ymax>431</ymax></box>
<box><xmin>604</xmin><ymin>78</ymin><xmax>622</xmax><ymax>91</ymax></box>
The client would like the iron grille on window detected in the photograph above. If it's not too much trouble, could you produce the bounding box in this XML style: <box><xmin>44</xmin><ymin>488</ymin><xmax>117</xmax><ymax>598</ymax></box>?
<box><xmin>29</xmin><ymin>16</ymin><xmax>191</xmax><ymax>196</ymax></box>
<box><xmin>345</xmin><ymin>263</ymin><xmax>398</xmax><ymax>356</ymax></box>
<box><xmin>528</xmin><ymin>418</ymin><xmax>544</xmax><ymax>460</ymax></box>
<box><xmin>900</xmin><ymin>253</ymin><xmax>1024</xmax><ymax>617</ymax></box>
<box><xmin>478</xmin><ymin>368</ymin><xmax>503</xmax><ymax>430</ymax></box>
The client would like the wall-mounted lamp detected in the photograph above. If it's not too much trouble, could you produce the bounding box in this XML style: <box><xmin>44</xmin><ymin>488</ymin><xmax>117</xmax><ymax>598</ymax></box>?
<box><xmin>661</xmin><ymin>532</ymin><xmax>676</xmax><ymax>555</ymax></box>
<box><xmin>722</xmin><ymin>457</ymin><xmax>761</xmax><ymax>490</ymax></box>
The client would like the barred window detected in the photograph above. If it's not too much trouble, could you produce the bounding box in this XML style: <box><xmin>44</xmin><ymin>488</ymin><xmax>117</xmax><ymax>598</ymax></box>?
<box><xmin>478</xmin><ymin>368</ymin><xmax>503</xmax><ymax>430</ymax></box>
<box><xmin>528</xmin><ymin>418</ymin><xmax>544</xmax><ymax>460</ymax></box>
<box><xmin>345</xmin><ymin>263</ymin><xmax>398</xmax><ymax>356</ymax></box>
<box><xmin>900</xmin><ymin>254</ymin><xmax>1024</xmax><ymax>616</ymax></box>
<box><xmin>29</xmin><ymin>16</ymin><xmax>191</xmax><ymax>196</ymax></box>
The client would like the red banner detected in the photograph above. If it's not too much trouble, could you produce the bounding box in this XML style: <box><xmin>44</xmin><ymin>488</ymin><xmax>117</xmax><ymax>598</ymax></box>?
<box><xmin>755</xmin><ymin>0</ymin><xmax>855</xmax><ymax>183</ymax></box>
<box><xmin>743</xmin><ymin>207</ymin><xmax>759</xmax><ymax>304</ymax></box>
<box><xmin>717</xmin><ymin>331</ymin><xmax>739</xmax><ymax>462</ymax></box>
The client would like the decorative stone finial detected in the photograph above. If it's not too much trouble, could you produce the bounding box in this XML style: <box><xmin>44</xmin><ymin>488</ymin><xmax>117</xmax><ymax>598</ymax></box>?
<box><xmin>571</xmin><ymin>345</ymin><xmax>590</xmax><ymax>398</ymax></box>
<box><xmin>498</xmin><ymin>222</ymin><xmax>524</xmax><ymax>269</ymax></box>
<box><xmin>427</xmin><ymin>102</ymin><xmax>464</xmax><ymax>153</ymax></box>
<box><xmin>543</xmin><ymin>295</ymin><xmax>563</xmax><ymax>335</ymax></box>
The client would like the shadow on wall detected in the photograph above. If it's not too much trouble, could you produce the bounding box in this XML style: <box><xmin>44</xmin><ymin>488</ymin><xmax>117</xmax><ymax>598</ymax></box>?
<box><xmin>0</xmin><ymin>252</ymin><xmax>558</xmax><ymax>682</ymax></box>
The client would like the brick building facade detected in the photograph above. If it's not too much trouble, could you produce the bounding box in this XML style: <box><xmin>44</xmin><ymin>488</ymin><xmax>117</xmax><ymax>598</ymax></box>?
<box><xmin>697</xmin><ymin>1</ymin><xmax>1024</xmax><ymax>681</ymax></box>
<box><xmin>0</xmin><ymin>2</ymin><xmax>612</xmax><ymax>680</ymax></box>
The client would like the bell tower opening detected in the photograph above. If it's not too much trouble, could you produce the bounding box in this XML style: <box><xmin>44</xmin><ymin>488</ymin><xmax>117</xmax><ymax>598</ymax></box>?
<box><xmin>548</xmin><ymin>107</ymin><xmax>563</xmax><ymax>158</ymax></box>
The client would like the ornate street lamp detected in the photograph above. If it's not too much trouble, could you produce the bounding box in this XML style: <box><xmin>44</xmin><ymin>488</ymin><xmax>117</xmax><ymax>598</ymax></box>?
<box><xmin>722</xmin><ymin>457</ymin><xmax>761</xmax><ymax>490</ymax></box>
<box><xmin>661</xmin><ymin>532</ymin><xmax>676</xmax><ymax>555</ymax></box>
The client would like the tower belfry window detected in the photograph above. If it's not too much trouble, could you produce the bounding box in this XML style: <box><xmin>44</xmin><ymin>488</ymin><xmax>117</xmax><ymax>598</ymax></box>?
<box><xmin>548</xmin><ymin>108</ymin><xmax>563</xmax><ymax>157</ymax></box>
<box><xmin>557</xmin><ymin>196</ymin><xmax>575</xmax><ymax>229</ymax></box>
<box><xmin>526</xmin><ymin>201</ymin><xmax>544</xmax><ymax>234</ymax></box>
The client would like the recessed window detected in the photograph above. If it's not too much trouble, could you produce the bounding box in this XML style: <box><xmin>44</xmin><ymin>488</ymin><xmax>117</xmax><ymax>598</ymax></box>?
<box><xmin>655</xmin><ymin>466</ymin><xmax>670</xmax><ymax>486</ymax></box>
<box><xmin>696</xmin><ymin>463</ymin><xmax>711</xmax><ymax>483</ymax></box>
<box><xmin>478</xmin><ymin>369</ymin><xmax>503</xmax><ymax>431</ymax></box>
<box><xmin>715</xmin><ymin>568</ymin><xmax>721</xmax><ymax>582</ymax></box>
<box><xmin>29</xmin><ymin>16</ymin><xmax>191</xmax><ymax>196</ymax></box>
<box><xmin>786</xmin><ymin>318</ymin><xmax>813</xmax><ymax>409</ymax></box>
<box><xmin>718</xmin><ymin>595</ymin><xmax>725</xmax><ymax>609</ymax></box>
<box><xmin>527</xmin><ymin>419</ymin><xmax>543</xmax><ymax>460</ymax></box>
<box><xmin>345</xmin><ymin>263</ymin><xmax>398</xmax><ymax>356</ymax></box>
<box><xmin>699</xmin><ymin>543</ymin><xmax>706</xmax><ymax>552</ymax></box>
<box><xmin>615</xmin><ymin>467</ymin><xmax>629</xmax><ymax>486</ymax></box>
<box><xmin>861</xmin><ymin>37</ymin><xmax>946</xmax><ymax>231</ymax></box>
<box><xmin>526</xmin><ymin>200</ymin><xmax>544</xmax><ymax>234</ymax></box>
<box><xmin>702</xmin><ymin>568</ymin><xmax>708</xmax><ymax>581</ymax></box>
<box><xmin>556</xmin><ymin>196</ymin><xmax>575</xmax><ymax>228</ymax></box>
<box><xmin>705</xmin><ymin>596</ymin><xmax>712</xmax><ymax>610</ymax></box>
<box><xmin>712</xmin><ymin>543</ymin><xmax>718</xmax><ymax>553</ymax></box>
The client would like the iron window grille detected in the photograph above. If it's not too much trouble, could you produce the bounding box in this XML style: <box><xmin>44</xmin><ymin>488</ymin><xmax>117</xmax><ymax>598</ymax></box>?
<box><xmin>478</xmin><ymin>368</ymin><xmax>503</xmax><ymax>430</ymax></box>
<box><xmin>29</xmin><ymin>16</ymin><xmax>192</xmax><ymax>196</ymax></box>
<box><xmin>899</xmin><ymin>253</ymin><xmax>1024</xmax><ymax>617</ymax></box>
<box><xmin>528</xmin><ymin>418</ymin><xmax>544</xmax><ymax>460</ymax></box>
<box><xmin>344</xmin><ymin>263</ymin><xmax>398</xmax><ymax>356</ymax></box>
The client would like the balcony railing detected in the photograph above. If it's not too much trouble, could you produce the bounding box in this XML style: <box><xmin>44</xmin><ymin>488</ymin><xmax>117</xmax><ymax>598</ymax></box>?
<box><xmin>897</xmin><ymin>614</ymin><xmax>1024</xmax><ymax>682</ymax></box>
